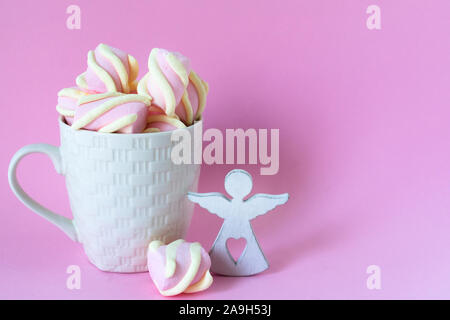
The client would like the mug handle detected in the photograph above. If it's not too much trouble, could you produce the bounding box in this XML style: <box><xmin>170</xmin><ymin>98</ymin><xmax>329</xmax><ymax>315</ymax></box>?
<box><xmin>8</xmin><ymin>144</ymin><xmax>78</xmax><ymax>242</ymax></box>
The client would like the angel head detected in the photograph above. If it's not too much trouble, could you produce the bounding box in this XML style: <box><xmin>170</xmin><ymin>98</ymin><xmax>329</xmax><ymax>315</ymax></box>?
<box><xmin>225</xmin><ymin>169</ymin><xmax>253</xmax><ymax>200</ymax></box>
<box><xmin>188</xmin><ymin>169</ymin><xmax>289</xmax><ymax>224</ymax></box>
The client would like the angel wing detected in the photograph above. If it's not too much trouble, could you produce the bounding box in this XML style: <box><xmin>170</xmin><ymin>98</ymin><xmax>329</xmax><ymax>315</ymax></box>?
<box><xmin>187</xmin><ymin>192</ymin><xmax>231</xmax><ymax>219</ymax></box>
<box><xmin>243</xmin><ymin>193</ymin><xmax>289</xmax><ymax>220</ymax></box>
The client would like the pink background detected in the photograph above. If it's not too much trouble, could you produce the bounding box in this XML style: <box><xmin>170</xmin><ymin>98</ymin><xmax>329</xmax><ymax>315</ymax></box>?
<box><xmin>1</xmin><ymin>0</ymin><xmax>450</xmax><ymax>299</ymax></box>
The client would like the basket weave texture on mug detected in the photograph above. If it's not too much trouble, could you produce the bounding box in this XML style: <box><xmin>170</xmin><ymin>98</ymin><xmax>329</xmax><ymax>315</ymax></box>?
<box><xmin>60</xmin><ymin>125</ymin><xmax>200</xmax><ymax>273</ymax></box>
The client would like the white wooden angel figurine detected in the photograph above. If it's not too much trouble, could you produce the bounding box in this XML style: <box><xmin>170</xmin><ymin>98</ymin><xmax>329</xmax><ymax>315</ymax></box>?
<box><xmin>188</xmin><ymin>169</ymin><xmax>289</xmax><ymax>276</ymax></box>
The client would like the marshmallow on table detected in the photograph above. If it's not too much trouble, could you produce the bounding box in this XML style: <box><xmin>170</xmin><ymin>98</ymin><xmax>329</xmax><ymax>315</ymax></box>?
<box><xmin>72</xmin><ymin>92</ymin><xmax>151</xmax><ymax>133</ymax></box>
<box><xmin>144</xmin><ymin>114</ymin><xmax>186</xmax><ymax>133</ymax></box>
<box><xmin>56</xmin><ymin>87</ymin><xmax>88</xmax><ymax>125</ymax></box>
<box><xmin>137</xmin><ymin>48</ymin><xmax>190</xmax><ymax>117</ymax></box>
<box><xmin>76</xmin><ymin>43</ymin><xmax>139</xmax><ymax>94</ymax></box>
<box><xmin>175</xmin><ymin>71</ymin><xmax>209</xmax><ymax>126</ymax></box>
<box><xmin>147</xmin><ymin>239</ymin><xmax>213</xmax><ymax>296</ymax></box>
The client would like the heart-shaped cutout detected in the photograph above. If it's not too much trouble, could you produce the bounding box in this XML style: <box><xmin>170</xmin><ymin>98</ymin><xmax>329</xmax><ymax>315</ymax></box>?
<box><xmin>226</xmin><ymin>237</ymin><xmax>247</xmax><ymax>263</ymax></box>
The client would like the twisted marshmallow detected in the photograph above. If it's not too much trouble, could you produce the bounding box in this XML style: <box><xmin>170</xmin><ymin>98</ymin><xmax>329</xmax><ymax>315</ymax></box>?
<box><xmin>175</xmin><ymin>71</ymin><xmax>209</xmax><ymax>125</ymax></box>
<box><xmin>72</xmin><ymin>92</ymin><xmax>151</xmax><ymax>133</ymax></box>
<box><xmin>144</xmin><ymin>115</ymin><xmax>186</xmax><ymax>133</ymax></box>
<box><xmin>76</xmin><ymin>43</ymin><xmax>139</xmax><ymax>94</ymax></box>
<box><xmin>56</xmin><ymin>87</ymin><xmax>87</xmax><ymax>125</ymax></box>
<box><xmin>137</xmin><ymin>48</ymin><xmax>190</xmax><ymax>117</ymax></box>
<box><xmin>148</xmin><ymin>239</ymin><xmax>213</xmax><ymax>296</ymax></box>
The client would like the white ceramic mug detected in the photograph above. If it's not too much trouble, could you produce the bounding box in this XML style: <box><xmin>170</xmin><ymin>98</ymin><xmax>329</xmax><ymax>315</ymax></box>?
<box><xmin>8</xmin><ymin>117</ymin><xmax>201</xmax><ymax>273</ymax></box>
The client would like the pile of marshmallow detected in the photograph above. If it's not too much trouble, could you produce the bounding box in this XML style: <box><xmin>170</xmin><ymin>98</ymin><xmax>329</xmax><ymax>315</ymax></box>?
<box><xmin>56</xmin><ymin>43</ymin><xmax>208</xmax><ymax>133</ymax></box>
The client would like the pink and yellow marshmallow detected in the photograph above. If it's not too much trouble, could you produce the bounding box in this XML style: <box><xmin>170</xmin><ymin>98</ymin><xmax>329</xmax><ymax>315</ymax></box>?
<box><xmin>147</xmin><ymin>239</ymin><xmax>213</xmax><ymax>296</ymax></box>
<box><xmin>72</xmin><ymin>92</ymin><xmax>151</xmax><ymax>133</ymax></box>
<box><xmin>76</xmin><ymin>43</ymin><xmax>139</xmax><ymax>94</ymax></box>
<box><xmin>148</xmin><ymin>105</ymin><xmax>166</xmax><ymax>117</ymax></box>
<box><xmin>137</xmin><ymin>48</ymin><xmax>190</xmax><ymax>117</ymax></box>
<box><xmin>144</xmin><ymin>114</ymin><xmax>186</xmax><ymax>133</ymax></box>
<box><xmin>56</xmin><ymin>87</ymin><xmax>88</xmax><ymax>125</ymax></box>
<box><xmin>175</xmin><ymin>70</ymin><xmax>209</xmax><ymax>126</ymax></box>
